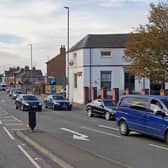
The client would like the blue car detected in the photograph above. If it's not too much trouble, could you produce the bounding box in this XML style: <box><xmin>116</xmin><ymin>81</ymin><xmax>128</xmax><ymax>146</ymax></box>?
<box><xmin>116</xmin><ymin>95</ymin><xmax>168</xmax><ymax>143</ymax></box>
<box><xmin>44</xmin><ymin>95</ymin><xmax>72</xmax><ymax>111</ymax></box>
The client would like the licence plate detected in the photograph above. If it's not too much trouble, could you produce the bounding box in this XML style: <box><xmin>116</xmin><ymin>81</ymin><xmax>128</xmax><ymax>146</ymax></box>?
<box><xmin>32</xmin><ymin>106</ymin><xmax>37</xmax><ymax>108</ymax></box>
<box><xmin>62</xmin><ymin>104</ymin><xmax>67</xmax><ymax>108</ymax></box>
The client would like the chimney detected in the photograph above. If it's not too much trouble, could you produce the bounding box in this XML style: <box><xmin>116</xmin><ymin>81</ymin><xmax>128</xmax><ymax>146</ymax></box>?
<box><xmin>60</xmin><ymin>45</ymin><xmax>66</xmax><ymax>55</ymax></box>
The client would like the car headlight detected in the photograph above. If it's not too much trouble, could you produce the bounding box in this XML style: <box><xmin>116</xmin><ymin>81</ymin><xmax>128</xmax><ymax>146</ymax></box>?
<box><xmin>23</xmin><ymin>101</ymin><xmax>29</xmax><ymax>106</ymax></box>
<box><xmin>38</xmin><ymin>102</ymin><xmax>42</xmax><ymax>106</ymax></box>
<box><xmin>54</xmin><ymin>102</ymin><xmax>60</xmax><ymax>105</ymax></box>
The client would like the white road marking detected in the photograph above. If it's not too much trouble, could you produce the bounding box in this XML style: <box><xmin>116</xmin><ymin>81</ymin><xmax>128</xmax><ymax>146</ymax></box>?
<box><xmin>9</xmin><ymin>128</ymin><xmax>29</xmax><ymax>131</ymax></box>
<box><xmin>5</xmin><ymin>123</ymin><xmax>24</xmax><ymax>126</ymax></box>
<box><xmin>60</xmin><ymin>128</ymin><xmax>89</xmax><ymax>141</ymax></box>
<box><xmin>3</xmin><ymin>126</ymin><xmax>15</xmax><ymax>140</ymax></box>
<box><xmin>12</xmin><ymin>116</ymin><xmax>22</xmax><ymax>122</ymax></box>
<box><xmin>149</xmin><ymin>144</ymin><xmax>168</xmax><ymax>151</ymax></box>
<box><xmin>0</xmin><ymin>120</ymin><xmax>2</xmax><ymax>124</ymax></box>
<box><xmin>0</xmin><ymin>112</ymin><xmax>8</xmax><ymax>116</ymax></box>
<box><xmin>81</xmin><ymin>126</ymin><xmax>121</xmax><ymax>138</ymax></box>
<box><xmin>17</xmin><ymin>145</ymin><xmax>41</xmax><ymax>168</ymax></box>
<box><xmin>98</xmin><ymin>125</ymin><xmax>119</xmax><ymax>131</ymax></box>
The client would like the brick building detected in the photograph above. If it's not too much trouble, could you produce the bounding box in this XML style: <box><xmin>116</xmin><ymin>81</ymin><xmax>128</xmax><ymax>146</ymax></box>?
<box><xmin>46</xmin><ymin>45</ymin><xmax>66</xmax><ymax>87</ymax></box>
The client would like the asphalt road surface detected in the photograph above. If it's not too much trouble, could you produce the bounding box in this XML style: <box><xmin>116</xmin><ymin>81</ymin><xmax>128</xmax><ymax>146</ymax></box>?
<box><xmin>1</xmin><ymin>91</ymin><xmax>168</xmax><ymax>168</ymax></box>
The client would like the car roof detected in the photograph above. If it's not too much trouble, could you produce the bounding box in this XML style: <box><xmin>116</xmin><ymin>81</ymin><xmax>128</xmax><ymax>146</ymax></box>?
<box><xmin>120</xmin><ymin>95</ymin><xmax>168</xmax><ymax>100</ymax></box>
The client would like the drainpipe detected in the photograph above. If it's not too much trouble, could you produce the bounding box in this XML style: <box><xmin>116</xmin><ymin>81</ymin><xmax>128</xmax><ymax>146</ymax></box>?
<box><xmin>89</xmin><ymin>48</ymin><xmax>92</xmax><ymax>101</ymax></box>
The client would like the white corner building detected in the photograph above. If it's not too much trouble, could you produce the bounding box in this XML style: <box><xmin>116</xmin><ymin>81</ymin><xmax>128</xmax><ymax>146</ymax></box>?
<box><xmin>67</xmin><ymin>34</ymin><xmax>166</xmax><ymax>104</ymax></box>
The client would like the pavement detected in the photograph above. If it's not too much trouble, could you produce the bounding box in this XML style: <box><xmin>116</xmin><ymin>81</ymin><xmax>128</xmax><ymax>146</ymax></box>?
<box><xmin>15</xmin><ymin>129</ymin><xmax>128</xmax><ymax>168</ymax></box>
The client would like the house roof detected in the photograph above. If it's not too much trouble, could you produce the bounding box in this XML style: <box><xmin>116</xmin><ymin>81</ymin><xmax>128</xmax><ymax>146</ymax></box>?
<box><xmin>69</xmin><ymin>33</ymin><xmax>129</xmax><ymax>52</ymax></box>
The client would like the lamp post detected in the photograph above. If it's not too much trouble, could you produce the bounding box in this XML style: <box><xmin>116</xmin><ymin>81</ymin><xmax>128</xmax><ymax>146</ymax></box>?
<box><xmin>64</xmin><ymin>6</ymin><xmax>70</xmax><ymax>99</ymax></box>
<box><xmin>28</xmin><ymin>44</ymin><xmax>33</xmax><ymax>92</ymax></box>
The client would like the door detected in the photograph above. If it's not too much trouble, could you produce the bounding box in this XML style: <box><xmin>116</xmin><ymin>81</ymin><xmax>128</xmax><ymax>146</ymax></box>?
<box><xmin>127</xmin><ymin>97</ymin><xmax>148</xmax><ymax>133</ymax></box>
<box><xmin>145</xmin><ymin>99</ymin><xmax>166</xmax><ymax>138</ymax></box>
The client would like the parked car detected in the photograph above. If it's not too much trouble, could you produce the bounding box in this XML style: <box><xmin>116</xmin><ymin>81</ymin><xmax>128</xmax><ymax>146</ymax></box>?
<box><xmin>0</xmin><ymin>84</ymin><xmax>7</xmax><ymax>91</ymax></box>
<box><xmin>11</xmin><ymin>90</ymin><xmax>24</xmax><ymax>99</ymax></box>
<box><xmin>15</xmin><ymin>94</ymin><xmax>42</xmax><ymax>111</ymax></box>
<box><xmin>9</xmin><ymin>88</ymin><xmax>17</xmax><ymax>96</ymax></box>
<box><xmin>44</xmin><ymin>95</ymin><xmax>72</xmax><ymax>110</ymax></box>
<box><xmin>86</xmin><ymin>99</ymin><xmax>116</xmax><ymax>120</ymax></box>
<box><xmin>116</xmin><ymin>95</ymin><xmax>168</xmax><ymax>143</ymax></box>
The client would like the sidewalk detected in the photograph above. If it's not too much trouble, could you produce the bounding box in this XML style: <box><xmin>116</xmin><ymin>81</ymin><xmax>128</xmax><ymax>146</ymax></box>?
<box><xmin>15</xmin><ymin>129</ymin><xmax>128</xmax><ymax>168</ymax></box>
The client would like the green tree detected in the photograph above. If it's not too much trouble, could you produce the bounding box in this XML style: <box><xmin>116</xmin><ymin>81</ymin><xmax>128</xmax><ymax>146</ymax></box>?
<box><xmin>125</xmin><ymin>1</ymin><xmax>168</xmax><ymax>82</ymax></box>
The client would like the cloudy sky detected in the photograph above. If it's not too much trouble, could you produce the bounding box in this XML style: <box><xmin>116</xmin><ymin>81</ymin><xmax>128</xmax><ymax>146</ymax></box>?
<box><xmin>0</xmin><ymin>0</ymin><xmax>161</xmax><ymax>74</ymax></box>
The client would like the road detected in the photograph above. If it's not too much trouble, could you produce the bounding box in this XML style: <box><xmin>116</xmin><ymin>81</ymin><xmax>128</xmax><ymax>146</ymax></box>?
<box><xmin>1</xmin><ymin>91</ymin><xmax>168</xmax><ymax>168</ymax></box>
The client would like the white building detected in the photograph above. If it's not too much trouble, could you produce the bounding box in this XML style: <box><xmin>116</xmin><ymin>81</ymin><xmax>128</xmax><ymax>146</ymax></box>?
<box><xmin>67</xmin><ymin>34</ymin><xmax>166</xmax><ymax>104</ymax></box>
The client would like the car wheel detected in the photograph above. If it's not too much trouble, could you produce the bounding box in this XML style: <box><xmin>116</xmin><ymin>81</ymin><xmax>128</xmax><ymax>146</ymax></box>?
<box><xmin>165</xmin><ymin>131</ymin><xmax>168</xmax><ymax>144</ymax></box>
<box><xmin>105</xmin><ymin>112</ymin><xmax>110</xmax><ymax>120</ymax></box>
<box><xmin>16</xmin><ymin>105</ymin><xmax>18</xmax><ymax>110</ymax></box>
<box><xmin>52</xmin><ymin>105</ymin><xmax>56</xmax><ymax>111</ymax></box>
<box><xmin>21</xmin><ymin>105</ymin><xmax>24</xmax><ymax>111</ymax></box>
<box><xmin>87</xmin><ymin>109</ymin><xmax>93</xmax><ymax>117</ymax></box>
<box><xmin>119</xmin><ymin>120</ymin><xmax>129</xmax><ymax>136</ymax></box>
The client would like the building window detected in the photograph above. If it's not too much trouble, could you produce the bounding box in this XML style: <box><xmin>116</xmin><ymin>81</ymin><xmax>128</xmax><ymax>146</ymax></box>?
<box><xmin>124</xmin><ymin>72</ymin><xmax>135</xmax><ymax>91</ymax></box>
<box><xmin>101</xmin><ymin>71</ymin><xmax>111</xmax><ymax>91</ymax></box>
<box><xmin>101</xmin><ymin>51</ymin><xmax>111</xmax><ymax>57</ymax></box>
<box><xmin>74</xmin><ymin>73</ymin><xmax>77</xmax><ymax>88</ymax></box>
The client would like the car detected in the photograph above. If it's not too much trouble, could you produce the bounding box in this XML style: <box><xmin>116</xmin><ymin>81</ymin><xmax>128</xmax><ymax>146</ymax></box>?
<box><xmin>116</xmin><ymin>95</ymin><xmax>168</xmax><ymax>143</ymax></box>
<box><xmin>86</xmin><ymin>99</ymin><xmax>116</xmax><ymax>120</ymax></box>
<box><xmin>11</xmin><ymin>90</ymin><xmax>24</xmax><ymax>99</ymax></box>
<box><xmin>0</xmin><ymin>84</ymin><xmax>7</xmax><ymax>91</ymax></box>
<box><xmin>15</xmin><ymin>94</ymin><xmax>42</xmax><ymax>111</ymax></box>
<box><xmin>9</xmin><ymin>88</ymin><xmax>17</xmax><ymax>96</ymax></box>
<box><xmin>44</xmin><ymin>95</ymin><xmax>72</xmax><ymax>110</ymax></box>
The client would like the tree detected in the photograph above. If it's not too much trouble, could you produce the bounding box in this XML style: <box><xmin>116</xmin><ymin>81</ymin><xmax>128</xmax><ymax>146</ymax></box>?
<box><xmin>125</xmin><ymin>1</ymin><xmax>168</xmax><ymax>82</ymax></box>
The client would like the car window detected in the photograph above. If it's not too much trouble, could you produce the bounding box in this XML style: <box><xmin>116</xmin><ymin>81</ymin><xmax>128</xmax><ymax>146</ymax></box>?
<box><xmin>104</xmin><ymin>100</ymin><xmax>115</xmax><ymax>106</ymax></box>
<box><xmin>120</xmin><ymin>97</ymin><xmax>148</xmax><ymax>111</ymax></box>
<box><xmin>150</xmin><ymin>99</ymin><xmax>163</xmax><ymax>113</ymax></box>
<box><xmin>53</xmin><ymin>95</ymin><xmax>65</xmax><ymax>100</ymax></box>
<box><xmin>23</xmin><ymin>95</ymin><xmax>38</xmax><ymax>100</ymax></box>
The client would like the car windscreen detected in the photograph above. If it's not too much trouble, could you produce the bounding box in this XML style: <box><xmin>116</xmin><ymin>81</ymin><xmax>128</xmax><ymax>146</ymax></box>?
<box><xmin>14</xmin><ymin>91</ymin><xmax>23</xmax><ymax>94</ymax></box>
<box><xmin>53</xmin><ymin>96</ymin><xmax>65</xmax><ymax>100</ymax></box>
<box><xmin>23</xmin><ymin>96</ymin><xmax>38</xmax><ymax>100</ymax></box>
<box><xmin>161</xmin><ymin>98</ymin><xmax>168</xmax><ymax>109</ymax></box>
<box><xmin>104</xmin><ymin>100</ymin><xmax>115</xmax><ymax>106</ymax></box>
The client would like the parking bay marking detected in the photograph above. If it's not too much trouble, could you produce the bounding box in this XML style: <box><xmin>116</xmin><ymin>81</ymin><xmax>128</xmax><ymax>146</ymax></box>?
<box><xmin>98</xmin><ymin>125</ymin><xmax>119</xmax><ymax>131</ymax></box>
<box><xmin>81</xmin><ymin>126</ymin><xmax>121</xmax><ymax>138</ymax></box>
<box><xmin>149</xmin><ymin>144</ymin><xmax>168</xmax><ymax>151</ymax></box>
<box><xmin>60</xmin><ymin>128</ymin><xmax>89</xmax><ymax>141</ymax></box>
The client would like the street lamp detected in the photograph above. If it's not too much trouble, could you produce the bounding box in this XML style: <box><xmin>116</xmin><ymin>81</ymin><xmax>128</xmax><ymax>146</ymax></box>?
<box><xmin>64</xmin><ymin>6</ymin><xmax>70</xmax><ymax>99</ymax></box>
<box><xmin>28</xmin><ymin>44</ymin><xmax>33</xmax><ymax>92</ymax></box>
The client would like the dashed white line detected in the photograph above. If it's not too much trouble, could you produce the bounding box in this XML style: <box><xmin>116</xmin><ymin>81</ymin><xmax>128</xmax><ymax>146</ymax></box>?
<box><xmin>98</xmin><ymin>125</ymin><xmax>119</xmax><ymax>131</ymax></box>
<box><xmin>3</xmin><ymin>126</ymin><xmax>15</xmax><ymax>140</ymax></box>
<box><xmin>5</xmin><ymin>123</ymin><xmax>24</xmax><ymax>126</ymax></box>
<box><xmin>149</xmin><ymin>144</ymin><xmax>168</xmax><ymax>151</ymax></box>
<box><xmin>17</xmin><ymin>145</ymin><xmax>41</xmax><ymax>168</ymax></box>
<box><xmin>81</xmin><ymin>126</ymin><xmax>121</xmax><ymax>138</ymax></box>
<box><xmin>0</xmin><ymin>120</ymin><xmax>2</xmax><ymax>124</ymax></box>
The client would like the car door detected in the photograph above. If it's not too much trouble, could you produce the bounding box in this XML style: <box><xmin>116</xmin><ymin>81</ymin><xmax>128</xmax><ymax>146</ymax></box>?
<box><xmin>126</xmin><ymin>97</ymin><xmax>147</xmax><ymax>133</ymax></box>
<box><xmin>145</xmin><ymin>99</ymin><xmax>166</xmax><ymax>138</ymax></box>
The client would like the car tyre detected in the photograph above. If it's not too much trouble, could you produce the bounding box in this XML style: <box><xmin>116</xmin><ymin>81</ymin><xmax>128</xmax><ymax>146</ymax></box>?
<box><xmin>87</xmin><ymin>109</ymin><xmax>93</xmax><ymax>117</ymax></box>
<box><xmin>52</xmin><ymin>105</ymin><xmax>56</xmax><ymax>111</ymax></box>
<box><xmin>21</xmin><ymin>105</ymin><xmax>25</xmax><ymax>111</ymax></box>
<box><xmin>16</xmin><ymin>105</ymin><xmax>18</xmax><ymax>110</ymax></box>
<box><xmin>105</xmin><ymin>112</ymin><xmax>110</xmax><ymax>120</ymax></box>
<box><xmin>119</xmin><ymin>120</ymin><xmax>129</xmax><ymax>136</ymax></box>
<box><xmin>165</xmin><ymin>131</ymin><xmax>168</xmax><ymax>144</ymax></box>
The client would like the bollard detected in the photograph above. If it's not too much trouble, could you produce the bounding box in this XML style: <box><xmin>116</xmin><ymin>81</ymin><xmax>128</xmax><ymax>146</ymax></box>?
<box><xmin>28</xmin><ymin>110</ymin><xmax>36</xmax><ymax>131</ymax></box>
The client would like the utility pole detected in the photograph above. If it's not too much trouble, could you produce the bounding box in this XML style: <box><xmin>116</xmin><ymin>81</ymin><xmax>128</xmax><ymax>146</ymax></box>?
<box><xmin>29</xmin><ymin>44</ymin><xmax>33</xmax><ymax>93</ymax></box>
<box><xmin>64</xmin><ymin>6</ymin><xmax>70</xmax><ymax>99</ymax></box>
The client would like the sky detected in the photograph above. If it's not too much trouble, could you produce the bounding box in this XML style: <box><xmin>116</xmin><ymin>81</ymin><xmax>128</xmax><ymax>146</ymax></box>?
<box><xmin>0</xmin><ymin>0</ymin><xmax>162</xmax><ymax>75</ymax></box>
